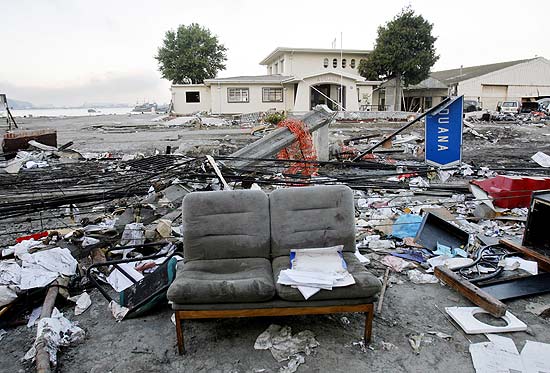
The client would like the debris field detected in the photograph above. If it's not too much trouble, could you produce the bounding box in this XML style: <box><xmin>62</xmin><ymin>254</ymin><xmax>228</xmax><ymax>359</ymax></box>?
<box><xmin>1</xmin><ymin>108</ymin><xmax>550</xmax><ymax>373</ymax></box>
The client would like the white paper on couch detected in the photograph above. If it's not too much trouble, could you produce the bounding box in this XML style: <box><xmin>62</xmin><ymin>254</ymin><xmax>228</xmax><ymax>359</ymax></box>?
<box><xmin>277</xmin><ymin>245</ymin><xmax>355</xmax><ymax>299</ymax></box>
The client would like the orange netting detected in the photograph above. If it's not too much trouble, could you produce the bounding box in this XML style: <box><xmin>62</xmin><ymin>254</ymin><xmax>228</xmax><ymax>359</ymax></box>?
<box><xmin>276</xmin><ymin>119</ymin><xmax>318</xmax><ymax>177</ymax></box>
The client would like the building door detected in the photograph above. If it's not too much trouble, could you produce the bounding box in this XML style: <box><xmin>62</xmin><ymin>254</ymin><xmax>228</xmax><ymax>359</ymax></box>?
<box><xmin>310</xmin><ymin>84</ymin><xmax>346</xmax><ymax>110</ymax></box>
<box><xmin>310</xmin><ymin>84</ymin><xmax>331</xmax><ymax>110</ymax></box>
<box><xmin>481</xmin><ymin>85</ymin><xmax>508</xmax><ymax>110</ymax></box>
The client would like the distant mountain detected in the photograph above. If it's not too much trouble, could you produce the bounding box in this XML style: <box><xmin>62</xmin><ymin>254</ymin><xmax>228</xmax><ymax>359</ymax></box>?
<box><xmin>6</xmin><ymin>98</ymin><xmax>33</xmax><ymax>109</ymax></box>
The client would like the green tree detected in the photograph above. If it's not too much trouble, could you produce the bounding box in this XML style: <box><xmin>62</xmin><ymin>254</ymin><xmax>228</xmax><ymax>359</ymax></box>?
<box><xmin>359</xmin><ymin>7</ymin><xmax>438</xmax><ymax>110</ymax></box>
<box><xmin>155</xmin><ymin>23</ymin><xmax>227</xmax><ymax>84</ymax></box>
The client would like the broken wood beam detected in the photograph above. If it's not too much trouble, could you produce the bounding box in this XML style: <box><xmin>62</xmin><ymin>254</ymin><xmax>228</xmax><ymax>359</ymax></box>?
<box><xmin>434</xmin><ymin>266</ymin><xmax>507</xmax><ymax>317</ymax></box>
<box><xmin>35</xmin><ymin>280</ymin><xmax>60</xmax><ymax>373</ymax></box>
<box><xmin>376</xmin><ymin>268</ymin><xmax>390</xmax><ymax>314</ymax></box>
<box><xmin>499</xmin><ymin>238</ymin><xmax>550</xmax><ymax>273</ymax></box>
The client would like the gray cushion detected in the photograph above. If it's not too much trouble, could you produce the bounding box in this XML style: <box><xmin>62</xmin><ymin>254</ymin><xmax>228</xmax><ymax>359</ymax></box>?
<box><xmin>182</xmin><ymin>190</ymin><xmax>270</xmax><ymax>261</ymax></box>
<box><xmin>272</xmin><ymin>253</ymin><xmax>381</xmax><ymax>301</ymax></box>
<box><xmin>269</xmin><ymin>185</ymin><xmax>356</xmax><ymax>257</ymax></box>
<box><xmin>167</xmin><ymin>258</ymin><xmax>276</xmax><ymax>304</ymax></box>
<box><xmin>172</xmin><ymin>297</ymin><xmax>376</xmax><ymax>310</ymax></box>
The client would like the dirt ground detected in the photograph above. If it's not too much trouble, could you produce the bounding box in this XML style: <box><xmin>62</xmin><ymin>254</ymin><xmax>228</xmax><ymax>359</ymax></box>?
<box><xmin>1</xmin><ymin>113</ymin><xmax>549</xmax><ymax>373</ymax></box>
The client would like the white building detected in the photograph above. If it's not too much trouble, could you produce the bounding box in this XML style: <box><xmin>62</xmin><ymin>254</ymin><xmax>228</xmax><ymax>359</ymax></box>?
<box><xmin>395</xmin><ymin>57</ymin><xmax>550</xmax><ymax>111</ymax></box>
<box><xmin>171</xmin><ymin>47</ymin><xmax>380</xmax><ymax>115</ymax></box>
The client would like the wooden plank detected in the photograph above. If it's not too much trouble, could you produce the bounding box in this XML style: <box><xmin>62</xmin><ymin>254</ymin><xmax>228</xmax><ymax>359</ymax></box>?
<box><xmin>175</xmin><ymin>304</ymin><xmax>374</xmax><ymax>354</ymax></box>
<box><xmin>434</xmin><ymin>266</ymin><xmax>507</xmax><ymax>317</ymax></box>
<box><xmin>178</xmin><ymin>304</ymin><xmax>372</xmax><ymax>319</ymax></box>
<box><xmin>500</xmin><ymin>239</ymin><xmax>550</xmax><ymax>273</ymax></box>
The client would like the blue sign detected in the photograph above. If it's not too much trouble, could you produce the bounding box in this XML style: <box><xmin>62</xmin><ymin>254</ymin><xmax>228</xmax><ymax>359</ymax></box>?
<box><xmin>425</xmin><ymin>96</ymin><xmax>463</xmax><ymax>167</ymax></box>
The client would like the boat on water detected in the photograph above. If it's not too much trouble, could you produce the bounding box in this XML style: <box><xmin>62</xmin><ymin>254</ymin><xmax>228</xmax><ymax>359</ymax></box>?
<box><xmin>132</xmin><ymin>102</ymin><xmax>157</xmax><ymax>113</ymax></box>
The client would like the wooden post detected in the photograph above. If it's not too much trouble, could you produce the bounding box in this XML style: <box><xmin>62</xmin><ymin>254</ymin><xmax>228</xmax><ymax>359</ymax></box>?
<box><xmin>376</xmin><ymin>268</ymin><xmax>390</xmax><ymax>314</ymax></box>
<box><xmin>35</xmin><ymin>280</ymin><xmax>60</xmax><ymax>373</ymax></box>
<box><xmin>434</xmin><ymin>266</ymin><xmax>507</xmax><ymax>317</ymax></box>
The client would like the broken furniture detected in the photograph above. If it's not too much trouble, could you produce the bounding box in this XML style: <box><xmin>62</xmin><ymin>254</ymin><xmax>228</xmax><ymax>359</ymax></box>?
<box><xmin>436</xmin><ymin>194</ymin><xmax>550</xmax><ymax>317</ymax></box>
<box><xmin>87</xmin><ymin>242</ymin><xmax>179</xmax><ymax>319</ymax></box>
<box><xmin>522</xmin><ymin>190</ymin><xmax>550</xmax><ymax>255</ymax></box>
<box><xmin>167</xmin><ymin>186</ymin><xmax>381</xmax><ymax>354</ymax></box>
<box><xmin>415</xmin><ymin>212</ymin><xmax>469</xmax><ymax>251</ymax></box>
<box><xmin>471</xmin><ymin>175</ymin><xmax>550</xmax><ymax>209</ymax></box>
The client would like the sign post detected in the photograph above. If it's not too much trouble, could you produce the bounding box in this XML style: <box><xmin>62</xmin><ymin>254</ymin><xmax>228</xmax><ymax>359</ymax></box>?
<box><xmin>425</xmin><ymin>95</ymin><xmax>464</xmax><ymax>167</ymax></box>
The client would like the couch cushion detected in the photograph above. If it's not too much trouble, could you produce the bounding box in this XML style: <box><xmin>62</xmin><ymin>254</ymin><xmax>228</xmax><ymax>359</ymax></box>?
<box><xmin>182</xmin><ymin>190</ymin><xmax>270</xmax><ymax>261</ymax></box>
<box><xmin>167</xmin><ymin>258</ymin><xmax>275</xmax><ymax>304</ymax></box>
<box><xmin>269</xmin><ymin>185</ymin><xmax>356</xmax><ymax>257</ymax></box>
<box><xmin>272</xmin><ymin>253</ymin><xmax>381</xmax><ymax>301</ymax></box>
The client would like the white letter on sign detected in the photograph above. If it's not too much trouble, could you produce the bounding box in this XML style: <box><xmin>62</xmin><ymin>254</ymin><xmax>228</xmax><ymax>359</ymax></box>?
<box><xmin>438</xmin><ymin>145</ymin><xmax>448</xmax><ymax>151</ymax></box>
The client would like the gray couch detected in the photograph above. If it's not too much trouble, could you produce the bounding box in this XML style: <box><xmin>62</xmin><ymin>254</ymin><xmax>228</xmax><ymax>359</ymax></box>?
<box><xmin>167</xmin><ymin>185</ymin><xmax>381</xmax><ymax>354</ymax></box>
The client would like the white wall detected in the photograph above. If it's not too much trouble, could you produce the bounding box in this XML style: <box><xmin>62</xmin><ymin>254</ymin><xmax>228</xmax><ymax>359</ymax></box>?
<box><xmin>457</xmin><ymin>58</ymin><xmax>550</xmax><ymax>109</ymax></box>
<box><xmin>210</xmin><ymin>84</ymin><xmax>287</xmax><ymax>115</ymax></box>
<box><xmin>268</xmin><ymin>52</ymin><xmax>367</xmax><ymax>78</ymax></box>
<box><xmin>171</xmin><ymin>85</ymin><xmax>211</xmax><ymax>114</ymax></box>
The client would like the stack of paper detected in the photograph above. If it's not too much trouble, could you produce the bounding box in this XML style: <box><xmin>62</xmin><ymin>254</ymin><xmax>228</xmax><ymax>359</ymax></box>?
<box><xmin>277</xmin><ymin>245</ymin><xmax>355</xmax><ymax>299</ymax></box>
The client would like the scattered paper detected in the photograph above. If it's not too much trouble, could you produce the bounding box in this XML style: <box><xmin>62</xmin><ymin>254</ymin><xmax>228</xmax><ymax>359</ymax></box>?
<box><xmin>0</xmin><ymin>286</ymin><xmax>18</xmax><ymax>307</ymax></box>
<box><xmin>408</xmin><ymin>333</ymin><xmax>432</xmax><ymax>354</ymax></box>
<box><xmin>470</xmin><ymin>334</ymin><xmax>550</xmax><ymax>373</ymax></box>
<box><xmin>532</xmin><ymin>151</ymin><xmax>550</xmax><ymax>167</ymax></box>
<box><xmin>277</xmin><ymin>246</ymin><xmax>355</xmax><ymax>299</ymax></box>
<box><xmin>381</xmin><ymin>255</ymin><xmax>415</xmax><ymax>272</ymax></box>
<box><xmin>354</xmin><ymin>250</ymin><xmax>370</xmax><ymax>264</ymax></box>
<box><xmin>68</xmin><ymin>292</ymin><xmax>92</xmax><ymax>315</ymax></box>
<box><xmin>24</xmin><ymin>308</ymin><xmax>85</xmax><ymax>365</ymax></box>
<box><xmin>0</xmin><ymin>260</ymin><xmax>22</xmax><ymax>285</ymax></box>
<box><xmin>27</xmin><ymin>306</ymin><xmax>42</xmax><ymax>328</ymax></box>
<box><xmin>502</xmin><ymin>257</ymin><xmax>538</xmax><ymax>275</ymax></box>
<box><xmin>109</xmin><ymin>300</ymin><xmax>129</xmax><ymax>322</ymax></box>
<box><xmin>107</xmin><ymin>262</ymin><xmax>144</xmax><ymax>292</ymax></box>
<box><xmin>254</xmin><ymin>324</ymin><xmax>319</xmax><ymax>364</ymax></box>
<box><xmin>19</xmin><ymin>247</ymin><xmax>78</xmax><ymax>290</ymax></box>
<box><xmin>407</xmin><ymin>269</ymin><xmax>439</xmax><ymax>284</ymax></box>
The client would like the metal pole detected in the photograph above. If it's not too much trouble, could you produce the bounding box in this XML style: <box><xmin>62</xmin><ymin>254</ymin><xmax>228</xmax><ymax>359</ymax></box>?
<box><xmin>340</xmin><ymin>32</ymin><xmax>343</xmax><ymax>111</ymax></box>
<box><xmin>352</xmin><ymin>97</ymin><xmax>451</xmax><ymax>161</ymax></box>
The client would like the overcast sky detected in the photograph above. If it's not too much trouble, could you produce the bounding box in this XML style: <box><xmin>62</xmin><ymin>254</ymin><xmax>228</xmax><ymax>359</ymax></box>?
<box><xmin>2</xmin><ymin>0</ymin><xmax>549</xmax><ymax>107</ymax></box>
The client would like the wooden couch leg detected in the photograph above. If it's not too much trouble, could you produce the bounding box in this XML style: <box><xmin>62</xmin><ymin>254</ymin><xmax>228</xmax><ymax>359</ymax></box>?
<box><xmin>175</xmin><ymin>312</ymin><xmax>185</xmax><ymax>355</ymax></box>
<box><xmin>364</xmin><ymin>305</ymin><xmax>374</xmax><ymax>344</ymax></box>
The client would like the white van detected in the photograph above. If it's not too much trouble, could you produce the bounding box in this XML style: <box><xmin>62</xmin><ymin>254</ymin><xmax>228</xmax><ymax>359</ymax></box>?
<box><xmin>500</xmin><ymin>101</ymin><xmax>520</xmax><ymax>114</ymax></box>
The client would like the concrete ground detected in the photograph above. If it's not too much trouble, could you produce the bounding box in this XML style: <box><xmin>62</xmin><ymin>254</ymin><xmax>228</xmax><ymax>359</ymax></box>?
<box><xmin>1</xmin><ymin>113</ymin><xmax>549</xmax><ymax>372</ymax></box>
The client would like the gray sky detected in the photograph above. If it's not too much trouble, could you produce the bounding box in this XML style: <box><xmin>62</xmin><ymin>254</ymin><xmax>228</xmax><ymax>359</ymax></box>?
<box><xmin>1</xmin><ymin>0</ymin><xmax>549</xmax><ymax>107</ymax></box>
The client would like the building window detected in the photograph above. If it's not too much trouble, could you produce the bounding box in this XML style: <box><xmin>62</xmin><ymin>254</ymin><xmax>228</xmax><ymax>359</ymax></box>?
<box><xmin>350</xmin><ymin>59</ymin><xmax>356</xmax><ymax>68</ymax></box>
<box><xmin>425</xmin><ymin>96</ymin><xmax>433</xmax><ymax>109</ymax></box>
<box><xmin>333</xmin><ymin>58</ymin><xmax>337</xmax><ymax>68</ymax></box>
<box><xmin>274</xmin><ymin>63</ymin><xmax>278</xmax><ymax>74</ymax></box>
<box><xmin>227</xmin><ymin>88</ymin><xmax>249</xmax><ymax>103</ymax></box>
<box><xmin>280</xmin><ymin>59</ymin><xmax>284</xmax><ymax>73</ymax></box>
<box><xmin>323</xmin><ymin>58</ymin><xmax>329</xmax><ymax>68</ymax></box>
<box><xmin>185</xmin><ymin>91</ymin><xmax>200</xmax><ymax>103</ymax></box>
<box><xmin>262</xmin><ymin>87</ymin><xmax>283</xmax><ymax>102</ymax></box>
<box><xmin>342</xmin><ymin>58</ymin><xmax>347</xmax><ymax>68</ymax></box>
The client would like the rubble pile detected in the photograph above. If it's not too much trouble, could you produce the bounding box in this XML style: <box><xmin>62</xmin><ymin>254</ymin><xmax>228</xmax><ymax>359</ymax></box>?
<box><xmin>1</xmin><ymin>108</ymin><xmax>549</xmax><ymax>372</ymax></box>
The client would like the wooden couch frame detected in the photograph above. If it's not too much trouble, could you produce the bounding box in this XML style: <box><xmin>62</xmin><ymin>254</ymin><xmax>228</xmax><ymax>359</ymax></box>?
<box><xmin>174</xmin><ymin>303</ymin><xmax>374</xmax><ymax>355</ymax></box>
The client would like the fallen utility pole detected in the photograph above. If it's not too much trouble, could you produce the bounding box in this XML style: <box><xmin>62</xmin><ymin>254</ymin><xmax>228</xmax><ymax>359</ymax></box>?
<box><xmin>352</xmin><ymin>97</ymin><xmax>451</xmax><ymax>161</ymax></box>
<box><xmin>226</xmin><ymin>105</ymin><xmax>336</xmax><ymax>169</ymax></box>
